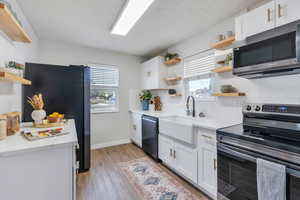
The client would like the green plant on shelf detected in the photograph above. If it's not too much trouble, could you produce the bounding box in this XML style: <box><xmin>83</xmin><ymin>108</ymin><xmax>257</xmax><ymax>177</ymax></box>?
<box><xmin>164</xmin><ymin>53</ymin><xmax>179</xmax><ymax>61</ymax></box>
<box><xmin>139</xmin><ymin>90</ymin><xmax>152</xmax><ymax>102</ymax></box>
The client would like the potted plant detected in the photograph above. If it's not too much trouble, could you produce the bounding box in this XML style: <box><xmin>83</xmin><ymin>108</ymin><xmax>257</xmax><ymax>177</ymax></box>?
<box><xmin>4</xmin><ymin>61</ymin><xmax>25</xmax><ymax>77</ymax></box>
<box><xmin>224</xmin><ymin>53</ymin><xmax>233</xmax><ymax>66</ymax></box>
<box><xmin>164</xmin><ymin>53</ymin><xmax>179</xmax><ymax>62</ymax></box>
<box><xmin>139</xmin><ymin>90</ymin><xmax>152</xmax><ymax>111</ymax></box>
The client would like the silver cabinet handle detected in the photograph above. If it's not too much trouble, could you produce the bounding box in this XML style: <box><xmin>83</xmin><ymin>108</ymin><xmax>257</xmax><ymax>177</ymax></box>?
<box><xmin>170</xmin><ymin>149</ymin><xmax>173</xmax><ymax>157</ymax></box>
<box><xmin>214</xmin><ymin>159</ymin><xmax>217</xmax><ymax>171</ymax></box>
<box><xmin>278</xmin><ymin>4</ymin><xmax>282</xmax><ymax>18</ymax></box>
<box><xmin>267</xmin><ymin>8</ymin><xmax>271</xmax><ymax>22</ymax></box>
<box><xmin>174</xmin><ymin>150</ymin><xmax>176</xmax><ymax>159</ymax></box>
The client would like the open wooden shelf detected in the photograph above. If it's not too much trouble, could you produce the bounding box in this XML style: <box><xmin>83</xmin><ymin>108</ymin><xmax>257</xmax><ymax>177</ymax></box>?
<box><xmin>212</xmin><ymin>36</ymin><xmax>235</xmax><ymax>49</ymax></box>
<box><xmin>211</xmin><ymin>66</ymin><xmax>233</xmax><ymax>73</ymax></box>
<box><xmin>164</xmin><ymin>77</ymin><xmax>182</xmax><ymax>81</ymax></box>
<box><xmin>0</xmin><ymin>3</ymin><xmax>31</xmax><ymax>43</ymax></box>
<box><xmin>0</xmin><ymin>72</ymin><xmax>31</xmax><ymax>85</ymax></box>
<box><xmin>212</xmin><ymin>92</ymin><xmax>245</xmax><ymax>97</ymax></box>
<box><xmin>164</xmin><ymin>58</ymin><xmax>181</xmax><ymax>66</ymax></box>
<box><xmin>169</xmin><ymin>94</ymin><xmax>182</xmax><ymax>97</ymax></box>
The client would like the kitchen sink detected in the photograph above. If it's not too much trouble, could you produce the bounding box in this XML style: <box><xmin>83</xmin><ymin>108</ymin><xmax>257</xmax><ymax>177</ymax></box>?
<box><xmin>159</xmin><ymin>116</ymin><xmax>196</xmax><ymax>145</ymax></box>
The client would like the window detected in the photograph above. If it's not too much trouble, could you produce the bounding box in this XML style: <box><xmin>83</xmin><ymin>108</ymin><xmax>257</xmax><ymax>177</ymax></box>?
<box><xmin>184</xmin><ymin>50</ymin><xmax>215</xmax><ymax>101</ymax></box>
<box><xmin>90</xmin><ymin>64</ymin><xmax>119</xmax><ymax>113</ymax></box>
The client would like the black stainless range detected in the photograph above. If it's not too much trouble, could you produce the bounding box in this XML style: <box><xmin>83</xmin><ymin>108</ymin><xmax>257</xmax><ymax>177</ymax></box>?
<box><xmin>217</xmin><ymin>103</ymin><xmax>300</xmax><ymax>200</ymax></box>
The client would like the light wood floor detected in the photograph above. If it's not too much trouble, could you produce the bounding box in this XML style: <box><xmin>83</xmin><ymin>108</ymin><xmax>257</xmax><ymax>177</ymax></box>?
<box><xmin>76</xmin><ymin>143</ymin><xmax>209</xmax><ymax>200</ymax></box>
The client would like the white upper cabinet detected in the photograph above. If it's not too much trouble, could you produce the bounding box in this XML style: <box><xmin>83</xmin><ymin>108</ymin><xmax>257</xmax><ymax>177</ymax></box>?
<box><xmin>141</xmin><ymin>56</ymin><xmax>167</xmax><ymax>90</ymax></box>
<box><xmin>235</xmin><ymin>15</ymin><xmax>246</xmax><ymax>41</ymax></box>
<box><xmin>276</xmin><ymin>0</ymin><xmax>300</xmax><ymax>27</ymax></box>
<box><xmin>244</xmin><ymin>1</ymin><xmax>276</xmax><ymax>38</ymax></box>
<box><xmin>236</xmin><ymin>0</ymin><xmax>300</xmax><ymax>40</ymax></box>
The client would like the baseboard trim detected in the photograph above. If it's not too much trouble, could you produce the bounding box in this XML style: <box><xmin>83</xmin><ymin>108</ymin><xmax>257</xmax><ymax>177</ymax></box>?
<box><xmin>91</xmin><ymin>138</ymin><xmax>131</xmax><ymax>150</ymax></box>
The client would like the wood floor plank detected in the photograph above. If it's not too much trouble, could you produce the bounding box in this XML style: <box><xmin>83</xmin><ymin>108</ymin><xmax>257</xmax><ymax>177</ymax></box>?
<box><xmin>77</xmin><ymin>143</ymin><xmax>209</xmax><ymax>200</ymax></box>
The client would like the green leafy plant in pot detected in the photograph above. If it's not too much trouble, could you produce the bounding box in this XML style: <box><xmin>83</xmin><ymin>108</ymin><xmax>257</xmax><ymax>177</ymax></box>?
<box><xmin>164</xmin><ymin>53</ymin><xmax>179</xmax><ymax>61</ymax></box>
<box><xmin>139</xmin><ymin>90</ymin><xmax>152</xmax><ymax>111</ymax></box>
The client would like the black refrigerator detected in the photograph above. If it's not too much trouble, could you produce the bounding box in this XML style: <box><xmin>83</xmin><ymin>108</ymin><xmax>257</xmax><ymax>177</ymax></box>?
<box><xmin>22</xmin><ymin>63</ymin><xmax>91</xmax><ymax>172</ymax></box>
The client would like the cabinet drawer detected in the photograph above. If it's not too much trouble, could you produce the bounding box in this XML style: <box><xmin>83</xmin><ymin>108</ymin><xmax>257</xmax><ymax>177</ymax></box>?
<box><xmin>198</xmin><ymin>129</ymin><xmax>216</xmax><ymax>147</ymax></box>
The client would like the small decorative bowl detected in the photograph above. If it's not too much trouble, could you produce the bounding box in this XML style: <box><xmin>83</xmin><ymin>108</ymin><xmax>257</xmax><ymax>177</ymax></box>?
<box><xmin>47</xmin><ymin>114</ymin><xmax>64</xmax><ymax>123</ymax></box>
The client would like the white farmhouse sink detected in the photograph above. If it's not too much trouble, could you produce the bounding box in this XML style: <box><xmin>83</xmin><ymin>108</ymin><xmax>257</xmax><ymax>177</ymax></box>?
<box><xmin>159</xmin><ymin>116</ymin><xmax>196</xmax><ymax>145</ymax></box>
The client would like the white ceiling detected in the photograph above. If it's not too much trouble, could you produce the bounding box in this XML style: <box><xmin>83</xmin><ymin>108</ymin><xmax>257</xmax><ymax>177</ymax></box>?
<box><xmin>17</xmin><ymin>0</ymin><xmax>263</xmax><ymax>56</ymax></box>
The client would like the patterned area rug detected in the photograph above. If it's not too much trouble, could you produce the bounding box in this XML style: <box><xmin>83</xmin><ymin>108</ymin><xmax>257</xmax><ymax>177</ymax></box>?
<box><xmin>119</xmin><ymin>157</ymin><xmax>203</xmax><ymax>200</ymax></box>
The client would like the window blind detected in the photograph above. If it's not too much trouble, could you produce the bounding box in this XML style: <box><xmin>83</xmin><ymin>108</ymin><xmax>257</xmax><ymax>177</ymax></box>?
<box><xmin>90</xmin><ymin>65</ymin><xmax>119</xmax><ymax>87</ymax></box>
<box><xmin>184</xmin><ymin>51</ymin><xmax>215</xmax><ymax>78</ymax></box>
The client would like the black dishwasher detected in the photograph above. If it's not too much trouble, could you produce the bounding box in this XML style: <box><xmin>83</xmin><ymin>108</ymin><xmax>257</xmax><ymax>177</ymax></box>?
<box><xmin>142</xmin><ymin>115</ymin><xmax>159</xmax><ymax>160</ymax></box>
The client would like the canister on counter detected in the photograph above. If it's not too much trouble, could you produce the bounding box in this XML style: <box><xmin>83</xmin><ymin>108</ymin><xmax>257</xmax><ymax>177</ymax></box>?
<box><xmin>6</xmin><ymin>112</ymin><xmax>20</xmax><ymax>136</ymax></box>
<box><xmin>0</xmin><ymin>114</ymin><xmax>7</xmax><ymax>140</ymax></box>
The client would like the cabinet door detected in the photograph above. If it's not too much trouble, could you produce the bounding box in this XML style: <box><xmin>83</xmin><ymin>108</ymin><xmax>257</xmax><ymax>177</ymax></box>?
<box><xmin>174</xmin><ymin>142</ymin><xmax>198</xmax><ymax>183</ymax></box>
<box><xmin>158</xmin><ymin>135</ymin><xmax>174</xmax><ymax>166</ymax></box>
<box><xmin>135</xmin><ymin>114</ymin><xmax>142</xmax><ymax>147</ymax></box>
<box><xmin>141</xmin><ymin>58</ymin><xmax>159</xmax><ymax>90</ymax></box>
<box><xmin>131</xmin><ymin>113</ymin><xmax>142</xmax><ymax>147</ymax></box>
<box><xmin>276</xmin><ymin>0</ymin><xmax>300</xmax><ymax>27</ymax></box>
<box><xmin>244</xmin><ymin>1</ymin><xmax>276</xmax><ymax>38</ymax></box>
<box><xmin>235</xmin><ymin>15</ymin><xmax>246</xmax><ymax>41</ymax></box>
<box><xmin>198</xmin><ymin>146</ymin><xmax>217</xmax><ymax>196</ymax></box>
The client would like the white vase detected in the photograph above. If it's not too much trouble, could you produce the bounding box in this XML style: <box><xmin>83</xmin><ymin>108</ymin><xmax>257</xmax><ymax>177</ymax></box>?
<box><xmin>31</xmin><ymin>109</ymin><xmax>46</xmax><ymax>124</ymax></box>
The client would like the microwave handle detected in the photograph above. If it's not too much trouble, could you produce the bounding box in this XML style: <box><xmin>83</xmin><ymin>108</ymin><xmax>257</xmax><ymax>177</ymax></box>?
<box><xmin>218</xmin><ymin>143</ymin><xmax>300</xmax><ymax>177</ymax></box>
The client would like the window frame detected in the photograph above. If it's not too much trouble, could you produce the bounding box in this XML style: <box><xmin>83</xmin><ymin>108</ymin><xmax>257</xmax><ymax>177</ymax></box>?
<box><xmin>184</xmin><ymin>73</ymin><xmax>216</xmax><ymax>102</ymax></box>
<box><xmin>89</xmin><ymin>64</ymin><xmax>120</xmax><ymax>114</ymax></box>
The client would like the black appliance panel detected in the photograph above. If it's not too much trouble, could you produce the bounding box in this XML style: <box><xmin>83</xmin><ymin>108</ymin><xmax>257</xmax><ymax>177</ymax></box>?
<box><xmin>23</xmin><ymin>63</ymin><xmax>91</xmax><ymax>172</ymax></box>
<box><xmin>142</xmin><ymin>115</ymin><xmax>159</xmax><ymax>159</ymax></box>
<box><xmin>218</xmin><ymin>143</ymin><xmax>300</xmax><ymax>200</ymax></box>
<box><xmin>234</xmin><ymin>32</ymin><xmax>296</xmax><ymax>68</ymax></box>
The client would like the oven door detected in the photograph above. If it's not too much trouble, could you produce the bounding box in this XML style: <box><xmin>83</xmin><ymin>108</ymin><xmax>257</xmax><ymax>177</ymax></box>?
<box><xmin>217</xmin><ymin>143</ymin><xmax>300</xmax><ymax>200</ymax></box>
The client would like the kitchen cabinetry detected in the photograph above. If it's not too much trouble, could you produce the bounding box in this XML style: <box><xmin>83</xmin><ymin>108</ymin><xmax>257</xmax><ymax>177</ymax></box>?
<box><xmin>158</xmin><ymin>134</ymin><xmax>198</xmax><ymax>183</ymax></box>
<box><xmin>235</xmin><ymin>0</ymin><xmax>300</xmax><ymax>40</ymax></box>
<box><xmin>141</xmin><ymin>56</ymin><xmax>167</xmax><ymax>90</ymax></box>
<box><xmin>0</xmin><ymin>120</ymin><xmax>78</xmax><ymax>200</ymax></box>
<box><xmin>276</xmin><ymin>0</ymin><xmax>300</xmax><ymax>27</ymax></box>
<box><xmin>130</xmin><ymin>112</ymin><xmax>142</xmax><ymax>147</ymax></box>
<box><xmin>198</xmin><ymin>130</ymin><xmax>217</xmax><ymax>198</ymax></box>
<box><xmin>244</xmin><ymin>1</ymin><xmax>276</xmax><ymax>38</ymax></box>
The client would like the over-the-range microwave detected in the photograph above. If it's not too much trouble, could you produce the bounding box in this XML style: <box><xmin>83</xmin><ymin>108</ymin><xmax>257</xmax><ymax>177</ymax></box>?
<box><xmin>233</xmin><ymin>23</ymin><xmax>300</xmax><ymax>79</ymax></box>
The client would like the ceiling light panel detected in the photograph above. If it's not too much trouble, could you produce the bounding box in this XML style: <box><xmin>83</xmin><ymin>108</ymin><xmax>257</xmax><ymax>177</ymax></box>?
<box><xmin>111</xmin><ymin>0</ymin><xmax>155</xmax><ymax>36</ymax></box>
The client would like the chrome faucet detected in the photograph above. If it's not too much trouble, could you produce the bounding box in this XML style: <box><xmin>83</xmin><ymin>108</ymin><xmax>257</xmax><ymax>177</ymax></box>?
<box><xmin>186</xmin><ymin>96</ymin><xmax>196</xmax><ymax>117</ymax></box>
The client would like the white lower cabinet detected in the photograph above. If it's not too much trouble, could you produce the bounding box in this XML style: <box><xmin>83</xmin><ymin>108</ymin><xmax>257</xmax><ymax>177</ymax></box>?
<box><xmin>158</xmin><ymin>134</ymin><xmax>198</xmax><ymax>183</ymax></box>
<box><xmin>159</xmin><ymin>130</ymin><xmax>217</xmax><ymax>200</ymax></box>
<box><xmin>198</xmin><ymin>131</ymin><xmax>217</xmax><ymax>198</ymax></box>
<box><xmin>130</xmin><ymin>112</ymin><xmax>142</xmax><ymax>147</ymax></box>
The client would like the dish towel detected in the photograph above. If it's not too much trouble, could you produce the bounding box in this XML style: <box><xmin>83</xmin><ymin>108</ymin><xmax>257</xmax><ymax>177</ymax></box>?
<box><xmin>257</xmin><ymin>158</ymin><xmax>286</xmax><ymax>200</ymax></box>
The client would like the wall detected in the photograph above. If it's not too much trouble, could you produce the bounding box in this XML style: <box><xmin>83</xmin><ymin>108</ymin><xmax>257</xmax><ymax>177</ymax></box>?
<box><xmin>0</xmin><ymin>0</ymin><xmax>39</xmax><ymax>114</ymax></box>
<box><xmin>156</xmin><ymin>15</ymin><xmax>300</xmax><ymax>124</ymax></box>
<box><xmin>37</xmin><ymin>40</ymin><xmax>142</xmax><ymax>147</ymax></box>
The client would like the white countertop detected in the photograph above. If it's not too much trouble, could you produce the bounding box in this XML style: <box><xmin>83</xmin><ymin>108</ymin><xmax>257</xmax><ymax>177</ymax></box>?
<box><xmin>129</xmin><ymin>109</ymin><xmax>174</xmax><ymax>118</ymax></box>
<box><xmin>0</xmin><ymin>119</ymin><xmax>78</xmax><ymax>156</ymax></box>
<box><xmin>130</xmin><ymin>110</ymin><xmax>240</xmax><ymax>131</ymax></box>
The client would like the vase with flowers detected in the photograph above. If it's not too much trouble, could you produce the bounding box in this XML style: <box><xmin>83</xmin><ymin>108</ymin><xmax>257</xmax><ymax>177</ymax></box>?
<box><xmin>139</xmin><ymin>90</ymin><xmax>152</xmax><ymax>111</ymax></box>
<box><xmin>27</xmin><ymin>93</ymin><xmax>46</xmax><ymax>124</ymax></box>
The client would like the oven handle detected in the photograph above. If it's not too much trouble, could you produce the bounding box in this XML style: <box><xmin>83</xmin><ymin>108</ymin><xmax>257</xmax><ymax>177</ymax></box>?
<box><xmin>297</xmin><ymin>24</ymin><xmax>300</xmax><ymax>63</ymax></box>
<box><xmin>218</xmin><ymin>143</ymin><xmax>300</xmax><ymax>178</ymax></box>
